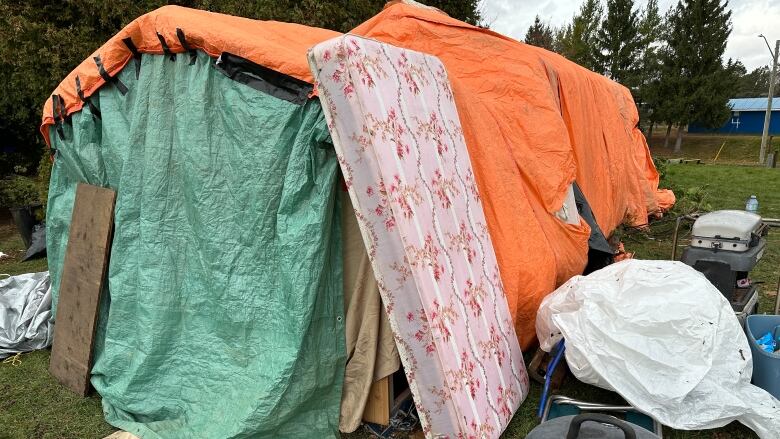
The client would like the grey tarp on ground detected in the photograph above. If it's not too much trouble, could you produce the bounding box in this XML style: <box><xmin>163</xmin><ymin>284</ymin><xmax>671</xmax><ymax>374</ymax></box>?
<box><xmin>0</xmin><ymin>271</ymin><xmax>53</xmax><ymax>359</ymax></box>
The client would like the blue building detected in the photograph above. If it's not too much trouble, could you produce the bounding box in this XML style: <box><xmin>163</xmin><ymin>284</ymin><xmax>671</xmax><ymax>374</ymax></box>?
<box><xmin>688</xmin><ymin>98</ymin><xmax>780</xmax><ymax>134</ymax></box>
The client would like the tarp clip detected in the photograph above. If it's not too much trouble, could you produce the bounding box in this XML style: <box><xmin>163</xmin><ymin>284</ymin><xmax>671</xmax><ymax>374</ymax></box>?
<box><xmin>52</xmin><ymin>94</ymin><xmax>65</xmax><ymax>141</ymax></box>
<box><xmin>157</xmin><ymin>33</ymin><xmax>176</xmax><ymax>62</ymax></box>
<box><xmin>75</xmin><ymin>76</ymin><xmax>101</xmax><ymax>120</ymax></box>
<box><xmin>94</xmin><ymin>55</ymin><xmax>129</xmax><ymax>95</ymax></box>
<box><xmin>122</xmin><ymin>37</ymin><xmax>142</xmax><ymax>79</ymax></box>
<box><xmin>176</xmin><ymin>28</ymin><xmax>197</xmax><ymax>65</ymax></box>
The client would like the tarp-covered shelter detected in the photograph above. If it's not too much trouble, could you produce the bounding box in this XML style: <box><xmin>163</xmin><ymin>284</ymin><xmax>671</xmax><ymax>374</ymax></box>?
<box><xmin>40</xmin><ymin>2</ymin><xmax>673</xmax><ymax>438</ymax></box>
<box><xmin>43</xmin><ymin>10</ymin><xmax>351</xmax><ymax>438</ymax></box>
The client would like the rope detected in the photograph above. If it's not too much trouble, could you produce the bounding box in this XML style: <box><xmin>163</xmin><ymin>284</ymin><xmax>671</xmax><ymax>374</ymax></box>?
<box><xmin>2</xmin><ymin>352</ymin><xmax>22</xmax><ymax>366</ymax></box>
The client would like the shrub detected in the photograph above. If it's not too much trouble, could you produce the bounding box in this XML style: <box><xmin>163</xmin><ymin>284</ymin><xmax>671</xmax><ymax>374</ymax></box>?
<box><xmin>671</xmin><ymin>185</ymin><xmax>712</xmax><ymax>216</ymax></box>
<box><xmin>0</xmin><ymin>175</ymin><xmax>41</xmax><ymax>208</ymax></box>
<box><xmin>652</xmin><ymin>156</ymin><xmax>668</xmax><ymax>186</ymax></box>
<box><xmin>37</xmin><ymin>151</ymin><xmax>52</xmax><ymax>212</ymax></box>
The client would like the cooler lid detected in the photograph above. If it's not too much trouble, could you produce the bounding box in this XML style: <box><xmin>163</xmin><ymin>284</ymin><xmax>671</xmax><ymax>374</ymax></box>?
<box><xmin>691</xmin><ymin>210</ymin><xmax>762</xmax><ymax>241</ymax></box>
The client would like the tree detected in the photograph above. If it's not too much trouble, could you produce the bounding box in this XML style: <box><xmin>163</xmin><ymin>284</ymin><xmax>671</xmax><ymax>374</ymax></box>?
<box><xmin>525</xmin><ymin>15</ymin><xmax>555</xmax><ymax>51</ymax></box>
<box><xmin>0</xmin><ymin>0</ymin><xmax>484</xmax><ymax>176</ymax></box>
<box><xmin>732</xmin><ymin>65</ymin><xmax>778</xmax><ymax>98</ymax></box>
<box><xmin>656</xmin><ymin>0</ymin><xmax>733</xmax><ymax>152</ymax></box>
<box><xmin>636</xmin><ymin>0</ymin><xmax>663</xmax><ymax>136</ymax></box>
<box><xmin>555</xmin><ymin>0</ymin><xmax>603</xmax><ymax>71</ymax></box>
<box><xmin>595</xmin><ymin>0</ymin><xmax>642</xmax><ymax>88</ymax></box>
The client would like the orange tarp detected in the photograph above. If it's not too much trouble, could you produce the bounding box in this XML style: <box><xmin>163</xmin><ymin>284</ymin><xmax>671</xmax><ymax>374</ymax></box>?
<box><xmin>352</xmin><ymin>3</ymin><xmax>674</xmax><ymax>347</ymax></box>
<box><xmin>39</xmin><ymin>5</ymin><xmax>338</xmax><ymax>147</ymax></box>
<box><xmin>40</xmin><ymin>3</ymin><xmax>673</xmax><ymax>349</ymax></box>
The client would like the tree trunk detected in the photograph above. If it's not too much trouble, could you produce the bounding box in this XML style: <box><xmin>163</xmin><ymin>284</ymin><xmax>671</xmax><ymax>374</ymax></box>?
<box><xmin>663</xmin><ymin>124</ymin><xmax>672</xmax><ymax>148</ymax></box>
<box><xmin>646</xmin><ymin>120</ymin><xmax>655</xmax><ymax>141</ymax></box>
<box><xmin>674</xmin><ymin>125</ymin><xmax>684</xmax><ymax>153</ymax></box>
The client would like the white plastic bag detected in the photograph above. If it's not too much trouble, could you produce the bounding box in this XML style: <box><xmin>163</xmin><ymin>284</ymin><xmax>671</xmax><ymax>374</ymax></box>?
<box><xmin>537</xmin><ymin>260</ymin><xmax>780</xmax><ymax>438</ymax></box>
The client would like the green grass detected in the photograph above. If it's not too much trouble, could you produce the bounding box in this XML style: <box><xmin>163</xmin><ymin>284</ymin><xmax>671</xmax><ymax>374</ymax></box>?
<box><xmin>665</xmin><ymin>164</ymin><xmax>780</xmax><ymax>218</ymax></box>
<box><xmin>647</xmin><ymin>127</ymin><xmax>777</xmax><ymax>165</ymax></box>
<box><xmin>2</xmin><ymin>147</ymin><xmax>779</xmax><ymax>438</ymax></box>
<box><xmin>0</xmin><ymin>220</ymin><xmax>115</xmax><ymax>439</ymax></box>
<box><xmin>0</xmin><ymin>350</ymin><xmax>114</xmax><ymax>439</ymax></box>
<box><xmin>0</xmin><ymin>222</ymin><xmax>48</xmax><ymax>277</ymax></box>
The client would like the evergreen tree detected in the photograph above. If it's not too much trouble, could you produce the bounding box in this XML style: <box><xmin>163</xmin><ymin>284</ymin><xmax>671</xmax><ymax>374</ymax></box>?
<box><xmin>733</xmin><ymin>65</ymin><xmax>778</xmax><ymax>98</ymax></box>
<box><xmin>657</xmin><ymin>0</ymin><xmax>733</xmax><ymax>152</ymax></box>
<box><xmin>556</xmin><ymin>0</ymin><xmax>603</xmax><ymax>71</ymax></box>
<box><xmin>595</xmin><ymin>0</ymin><xmax>642</xmax><ymax>86</ymax></box>
<box><xmin>524</xmin><ymin>15</ymin><xmax>555</xmax><ymax>51</ymax></box>
<box><xmin>553</xmin><ymin>26</ymin><xmax>568</xmax><ymax>54</ymax></box>
<box><xmin>636</xmin><ymin>0</ymin><xmax>663</xmax><ymax>135</ymax></box>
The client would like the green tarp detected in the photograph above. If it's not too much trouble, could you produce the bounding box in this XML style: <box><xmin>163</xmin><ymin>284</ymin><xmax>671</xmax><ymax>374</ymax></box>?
<box><xmin>47</xmin><ymin>51</ymin><xmax>345</xmax><ymax>438</ymax></box>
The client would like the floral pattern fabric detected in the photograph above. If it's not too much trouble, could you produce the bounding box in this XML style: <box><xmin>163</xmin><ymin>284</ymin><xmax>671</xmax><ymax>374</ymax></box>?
<box><xmin>309</xmin><ymin>35</ymin><xmax>528</xmax><ymax>438</ymax></box>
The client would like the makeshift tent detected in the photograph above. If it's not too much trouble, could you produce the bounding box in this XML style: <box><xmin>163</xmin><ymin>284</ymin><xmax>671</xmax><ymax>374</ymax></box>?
<box><xmin>39</xmin><ymin>2</ymin><xmax>673</xmax><ymax>437</ymax></box>
<box><xmin>47</xmin><ymin>49</ymin><xmax>348</xmax><ymax>438</ymax></box>
<box><xmin>40</xmin><ymin>7</ymin><xmax>377</xmax><ymax>438</ymax></box>
<box><xmin>41</xmin><ymin>3</ymin><xmax>673</xmax><ymax>353</ymax></box>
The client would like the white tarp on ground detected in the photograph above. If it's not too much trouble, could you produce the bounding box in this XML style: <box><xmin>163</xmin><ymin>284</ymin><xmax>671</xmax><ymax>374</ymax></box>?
<box><xmin>537</xmin><ymin>260</ymin><xmax>780</xmax><ymax>439</ymax></box>
<box><xmin>0</xmin><ymin>271</ymin><xmax>52</xmax><ymax>359</ymax></box>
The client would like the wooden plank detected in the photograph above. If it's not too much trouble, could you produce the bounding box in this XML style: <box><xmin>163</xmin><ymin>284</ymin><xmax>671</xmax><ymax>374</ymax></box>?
<box><xmin>362</xmin><ymin>375</ymin><xmax>393</xmax><ymax>425</ymax></box>
<box><xmin>49</xmin><ymin>183</ymin><xmax>116</xmax><ymax>396</ymax></box>
<box><xmin>527</xmin><ymin>347</ymin><xmax>547</xmax><ymax>384</ymax></box>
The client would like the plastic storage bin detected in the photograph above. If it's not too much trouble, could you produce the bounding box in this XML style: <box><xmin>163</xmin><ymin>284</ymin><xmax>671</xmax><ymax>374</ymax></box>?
<box><xmin>746</xmin><ymin>314</ymin><xmax>780</xmax><ymax>399</ymax></box>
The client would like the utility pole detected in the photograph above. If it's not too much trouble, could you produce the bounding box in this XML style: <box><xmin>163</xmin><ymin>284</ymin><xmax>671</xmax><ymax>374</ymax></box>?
<box><xmin>759</xmin><ymin>36</ymin><xmax>779</xmax><ymax>164</ymax></box>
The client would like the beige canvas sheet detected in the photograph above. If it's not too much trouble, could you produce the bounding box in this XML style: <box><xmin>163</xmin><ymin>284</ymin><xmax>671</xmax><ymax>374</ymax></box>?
<box><xmin>339</xmin><ymin>190</ymin><xmax>401</xmax><ymax>433</ymax></box>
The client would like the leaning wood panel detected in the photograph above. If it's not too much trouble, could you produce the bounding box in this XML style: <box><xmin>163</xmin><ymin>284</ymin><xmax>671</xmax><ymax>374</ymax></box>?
<box><xmin>49</xmin><ymin>183</ymin><xmax>116</xmax><ymax>396</ymax></box>
<box><xmin>362</xmin><ymin>375</ymin><xmax>392</xmax><ymax>425</ymax></box>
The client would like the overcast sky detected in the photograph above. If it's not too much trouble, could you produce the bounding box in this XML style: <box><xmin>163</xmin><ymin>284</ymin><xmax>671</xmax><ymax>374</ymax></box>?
<box><xmin>480</xmin><ymin>0</ymin><xmax>780</xmax><ymax>71</ymax></box>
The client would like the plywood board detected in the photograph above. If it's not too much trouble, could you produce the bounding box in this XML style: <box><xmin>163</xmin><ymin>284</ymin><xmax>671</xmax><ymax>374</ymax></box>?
<box><xmin>362</xmin><ymin>375</ymin><xmax>392</xmax><ymax>425</ymax></box>
<box><xmin>49</xmin><ymin>183</ymin><xmax>116</xmax><ymax>396</ymax></box>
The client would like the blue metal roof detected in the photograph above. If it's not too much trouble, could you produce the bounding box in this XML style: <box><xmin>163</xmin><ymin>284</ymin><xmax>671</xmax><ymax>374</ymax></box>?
<box><xmin>729</xmin><ymin>97</ymin><xmax>780</xmax><ymax>112</ymax></box>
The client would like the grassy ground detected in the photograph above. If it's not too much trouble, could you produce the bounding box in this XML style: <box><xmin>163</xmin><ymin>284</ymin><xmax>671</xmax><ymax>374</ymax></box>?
<box><xmin>647</xmin><ymin>126</ymin><xmax>777</xmax><ymax>165</ymax></box>
<box><xmin>2</xmin><ymin>138</ymin><xmax>779</xmax><ymax>438</ymax></box>
<box><xmin>0</xmin><ymin>220</ymin><xmax>114</xmax><ymax>439</ymax></box>
<box><xmin>0</xmin><ymin>222</ymin><xmax>48</xmax><ymax>277</ymax></box>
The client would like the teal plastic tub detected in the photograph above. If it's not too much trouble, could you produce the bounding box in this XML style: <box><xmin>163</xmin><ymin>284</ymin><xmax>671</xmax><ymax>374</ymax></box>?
<box><xmin>746</xmin><ymin>314</ymin><xmax>780</xmax><ymax>399</ymax></box>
